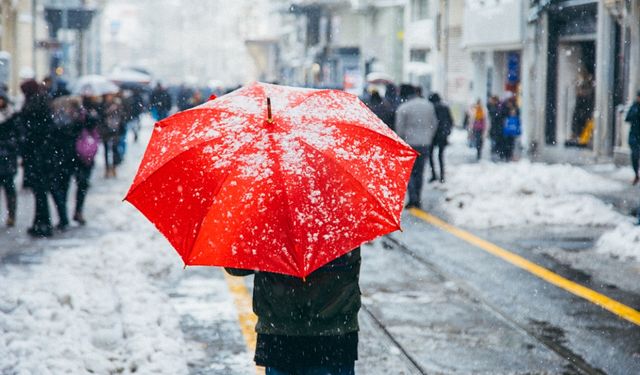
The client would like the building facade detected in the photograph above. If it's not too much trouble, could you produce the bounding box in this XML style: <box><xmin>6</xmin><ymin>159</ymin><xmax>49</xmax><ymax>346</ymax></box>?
<box><xmin>525</xmin><ymin>0</ymin><xmax>640</xmax><ymax>163</ymax></box>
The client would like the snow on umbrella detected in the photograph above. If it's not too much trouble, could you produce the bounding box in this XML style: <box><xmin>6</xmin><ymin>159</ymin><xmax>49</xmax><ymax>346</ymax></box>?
<box><xmin>125</xmin><ymin>82</ymin><xmax>417</xmax><ymax>278</ymax></box>
<box><xmin>71</xmin><ymin>75</ymin><xmax>120</xmax><ymax>96</ymax></box>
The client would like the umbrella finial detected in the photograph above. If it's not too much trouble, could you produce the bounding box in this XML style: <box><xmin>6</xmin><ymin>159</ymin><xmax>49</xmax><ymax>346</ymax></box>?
<box><xmin>267</xmin><ymin>97</ymin><xmax>273</xmax><ymax>123</ymax></box>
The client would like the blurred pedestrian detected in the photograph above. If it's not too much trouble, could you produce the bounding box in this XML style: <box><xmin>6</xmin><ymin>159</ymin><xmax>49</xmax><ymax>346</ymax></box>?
<box><xmin>122</xmin><ymin>88</ymin><xmax>144</xmax><ymax>147</ymax></box>
<box><xmin>470</xmin><ymin>99</ymin><xmax>486</xmax><ymax>161</ymax></box>
<box><xmin>43</xmin><ymin>76</ymin><xmax>70</xmax><ymax>99</ymax></box>
<box><xmin>502</xmin><ymin>99</ymin><xmax>521</xmax><ymax>162</ymax></box>
<box><xmin>18</xmin><ymin>79</ymin><xmax>55</xmax><ymax>237</ymax></box>
<box><xmin>487</xmin><ymin>95</ymin><xmax>505</xmax><ymax>160</ymax></box>
<box><xmin>398</xmin><ymin>84</ymin><xmax>415</xmax><ymax>104</ymax></box>
<box><xmin>150</xmin><ymin>83</ymin><xmax>172</xmax><ymax>121</ymax></box>
<box><xmin>177</xmin><ymin>84</ymin><xmax>193</xmax><ymax>111</ymax></box>
<box><xmin>99</xmin><ymin>93</ymin><xmax>124</xmax><ymax>178</ymax></box>
<box><xmin>395</xmin><ymin>85</ymin><xmax>438</xmax><ymax>208</ymax></box>
<box><xmin>428</xmin><ymin>93</ymin><xmax>453</xmax><ymax>183</ymax></box>
<box><xmin>366</xmin><ymin>90</ymin><xmax>395</xmax><ymax>130</ymax></box>
<box><xmin>70</xmin><ymin>96</ymin><xmax>101</xmax><ymax>225</ymax></box>
<box><xmin>0</xmin><ymin>91</ymin><xmax>18</xmax><ymax>226</ymax></box>
<box><xmin>385</xmin><ymin>83</ymin><xmax>400</xmax><ymax>111</ymax></box>
<box><xmin>226</xmin><ymin>247</ymin><xmax>361</xmax><ymax>375</ymax></box>
<box><xmin>49</xmin><ymin>96</ymin><xmax>84</xmax><ymax>230</ymax></box>
<box><xmin>625</xmin><ymin>90</ymin><xmax>640</xmax><ymax>186</ymax></box>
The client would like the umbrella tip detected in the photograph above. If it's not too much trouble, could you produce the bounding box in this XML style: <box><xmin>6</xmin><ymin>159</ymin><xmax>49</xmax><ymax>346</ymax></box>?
<box><xmin>266</xmin><ymin>97</ymin><xmax>273</xmax><ymax>123</ymax></box>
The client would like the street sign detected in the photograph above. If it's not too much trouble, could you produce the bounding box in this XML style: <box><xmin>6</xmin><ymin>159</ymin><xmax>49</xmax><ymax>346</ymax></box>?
<box><xmin>36</xmin><ymin>39</ymin><xmax>62</xmax><ymax>50</ymax></box>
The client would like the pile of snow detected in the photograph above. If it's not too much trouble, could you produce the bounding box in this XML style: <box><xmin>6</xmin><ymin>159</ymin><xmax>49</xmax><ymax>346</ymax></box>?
<box><xmin>596</xmin><ymin>222</ymin><xmax>640</xmax><ymax>261</ymax></box>
<box><xmin>0</xmin><ymin>117</ymin><xmax>196</xmax><ymax>374</ymax></box>
<box><xmin>440</xmin><ymin>160</ymin><xmax>627</xmax><ymax>228</ymax></box>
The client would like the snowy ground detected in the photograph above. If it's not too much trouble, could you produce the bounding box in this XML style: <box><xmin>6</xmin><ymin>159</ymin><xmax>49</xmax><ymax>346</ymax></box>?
<box><xmin>437</xmin><ymin>129</ymin><xmax>639</xmax><ymax>261</ymax></box>
<box><xmin>0</xmin><ymin>116</ymin><xmax>212</xmax><ymax>374</ymax></box>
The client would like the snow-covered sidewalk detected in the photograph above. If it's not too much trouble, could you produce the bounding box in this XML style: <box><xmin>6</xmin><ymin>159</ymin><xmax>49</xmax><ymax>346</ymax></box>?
<box><xmin>436</xmin><ymin>129</ymin><xmax>640</xmax><ymax>262</ymax></box>
<box><xmin>0</xmin><ymin>116</ymin><xmax>250</xmax><ymax>374</ymax></box>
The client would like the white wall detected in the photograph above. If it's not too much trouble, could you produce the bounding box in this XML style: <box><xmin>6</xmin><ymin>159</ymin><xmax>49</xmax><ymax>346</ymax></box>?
<box><xmin>462</xmin><ymin>0</ymin><xmax>523</xmax><ymax>50</ymax></box>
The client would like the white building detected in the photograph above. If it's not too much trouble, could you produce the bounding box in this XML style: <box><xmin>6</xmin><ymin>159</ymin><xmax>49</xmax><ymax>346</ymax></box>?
<box><xmin>436</xmin><ymin>0</ymin><xmax>471</xmax><ymax>121</ymax></box>
<box><xmin>403</xmin><ymin>0</ymin><xmax>438</xmax><ymax>93</ymax></box>
<box><xmin>462</xmin><ymin>0</ymin><xmax>525</xmax><ymax>103</ymax></box>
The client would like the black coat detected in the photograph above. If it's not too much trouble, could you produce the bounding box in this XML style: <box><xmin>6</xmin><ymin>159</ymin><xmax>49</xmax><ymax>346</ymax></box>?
<box><xmin>151</xmin><ymin>88</ymin><xmax>172</xmax><ymax>113</ymax></box>
<box><xmin>626</xmin><ymin>102</ymin><xmax>640</xmax><ymax>147</ymax></box>
<box><xmin>369</xmin><ymin>100</ymin><xmax>396</xmax><ymax>130</ymax></box>
<box><xmin>18</xmin><ymin>93</ymin><xmax>56</xmax><ymax>190</ymax></box>
<box><xmin>433</xmin><ymin>102</ymin><xmax>453</xmax><ymax>146</ymax></box>
<box><xmin>488</xmin><ymin>103</ymin><xmax>505</xmax><ymax>140</ymax></box>
<box><xmin>0</xmin><ymin>114</ymin><xmax>18</xmax><ymax>176</ymax></box>
<box><xmin>226</xmin><ymin>248</ymin><xmax>361</xmax><ymax>336</ymax></box>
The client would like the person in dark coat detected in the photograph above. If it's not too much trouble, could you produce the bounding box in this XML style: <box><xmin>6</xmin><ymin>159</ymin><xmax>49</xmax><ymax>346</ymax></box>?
<box><xmin>625</xmin><ymin>90</ymin><xmax>640</xmax><ymax>186</ymax></box>
<box><xmin>49</xmin><ymin>96</ymin><xmax>83</xmax><ymax>230</ymax></box>
<box><xmin>0</xmin><ymin>91</ymin><xmax>18</xmax><ymax>226</ymax></box>
<box><xmin>385</xmin><ymin>83</ymin><xmax>400</xmax><ymax>111</ymax></box>
<box><xmin>177</xmin><ymin>84</ymin><xmax>194</xmax><ymax>111</ymax></box>
<box><xmin>366</xmin><ymin>90</ymin><xmax>395</xmax><ymax>130</ymax></box>
<box><xmin>150</xmin><ymin>83</ymin><xmax>172</xmax><ymax>121</ymax></box>
<box><xmin>226</xmin><ymin>248</ymin><xmax>361</xmax><ymax>375</ymax></box>
<box><xmin>428</xmin><ymin>93</ymin><xmax>453</xmax><ymax>183</ymax></box>
<box><xmin>487</xmin><ymin>95</ymin><xmax>505</xmax><ymax>160</ymax></box>
<box><xmin>19</xmin><ymin>79</ymin><xmax>55</xmax><ymax>237</ymax></box>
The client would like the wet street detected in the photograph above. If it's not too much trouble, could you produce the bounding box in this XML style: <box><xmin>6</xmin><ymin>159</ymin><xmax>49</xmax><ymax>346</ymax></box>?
<box><xmin>1</xmin><ymin>123</ymin><xmax>638</xmax><ymax>374</ymax></box>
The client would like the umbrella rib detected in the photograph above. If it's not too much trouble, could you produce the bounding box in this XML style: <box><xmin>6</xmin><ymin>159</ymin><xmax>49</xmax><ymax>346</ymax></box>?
<box><xmin>185</xmin><ymin>140</ymin><xmax>256</xmax><ymax>264</ymax></box>
<box><xmin>296</xmin><ymin>140</ymin><xmax>401</xmax><ymax>230</ymax></box>
<box><xmin>280</xmin><ymin>88</ymin><xmax>416</xmax><ymax>154</ymax></box>
<box><xmin>271</xmin><ymin>137</ymin><xmax>305</xmax><ymax>275</ymax></box>
<box><xmin>281</xmin><ymin>89</ymin><xmax>335</xmax><ymax>112</ymax></box>
<box><xmin>127</xmin><ymin>117</ymin><xmax>256</xmax><ymax>197</ymax></box>
<box><xmin>331</xmin><ymin>121</ymin><xmax>418</xmax><ymax>156</ymax></box>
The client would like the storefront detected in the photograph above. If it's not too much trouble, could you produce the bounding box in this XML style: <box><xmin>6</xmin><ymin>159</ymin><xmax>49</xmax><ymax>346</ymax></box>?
<box><xmin>544</xmin><ymin>2</ymin><xmax>599</xmax><ymax>149</ymax></box>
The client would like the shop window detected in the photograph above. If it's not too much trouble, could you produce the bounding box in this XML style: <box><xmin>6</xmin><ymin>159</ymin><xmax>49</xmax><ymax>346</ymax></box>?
<box><xmin>410</xmin><ymin>49</ymin><xmax>429</xmax><ymax>63</ymax></box>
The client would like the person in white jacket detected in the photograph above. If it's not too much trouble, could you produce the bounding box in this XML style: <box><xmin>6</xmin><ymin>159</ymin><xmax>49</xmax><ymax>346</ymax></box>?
<box><xmin>394</xmin><ymin>86</ymin><xmax>438</xmax><ymax>208</ymax></box>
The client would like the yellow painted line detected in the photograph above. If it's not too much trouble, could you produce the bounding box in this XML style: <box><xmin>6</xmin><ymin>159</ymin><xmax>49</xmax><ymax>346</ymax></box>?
<box><xmin>223</xmin><ymin>272</ymin><xmax>265</xmax><ymax>374</ymax></box>
<box><xmin>409</xmin><ymin>208</ymin><xmax>640</xmax><ymax>326</ymax></box>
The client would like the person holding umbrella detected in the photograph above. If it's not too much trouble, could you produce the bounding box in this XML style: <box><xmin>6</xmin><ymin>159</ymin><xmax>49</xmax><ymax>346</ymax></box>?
<box><xmin>226</xmin><ymin>248</ymin><xmax>361</xmax><ymax>374</ymax></box>
<box><xmin>125</xmin><ymin>83</ymin><xmax>417</xmax><ymax>374</ymax></box>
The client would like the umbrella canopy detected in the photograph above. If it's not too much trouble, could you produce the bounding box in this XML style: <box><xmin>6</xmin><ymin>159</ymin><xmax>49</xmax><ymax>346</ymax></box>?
<box><xmin>125</xmin><ymin>82</ymin><xmax>417</xmax><ymax>278</ymax></box>
<box><xmin>71</xmin><ymin>75</ymin><xmax>119</xmax><ymax>96</ymax></box>
<box><xmin>108</xmin><ymin>68</ymin><xmax>152</xmax><ymax>85</ymax></box>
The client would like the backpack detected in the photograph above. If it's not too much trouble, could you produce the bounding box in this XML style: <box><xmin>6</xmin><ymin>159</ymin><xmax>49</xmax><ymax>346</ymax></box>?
<box><xmin>76</xmin><ymin>128</ymin><xmax>100</xmax><ymax>166</ymax></box>
<box><xmin>503</xmin><ymin>115</ymin><xmax>521</xmax><ymax>136</ymax></box>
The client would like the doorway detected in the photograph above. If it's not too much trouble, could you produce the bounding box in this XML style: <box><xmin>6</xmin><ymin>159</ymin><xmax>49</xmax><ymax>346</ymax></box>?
<box><xmin>555</xmin><ymin>40</ymin><xmax>596</xmax><ymax>148</ymax></box>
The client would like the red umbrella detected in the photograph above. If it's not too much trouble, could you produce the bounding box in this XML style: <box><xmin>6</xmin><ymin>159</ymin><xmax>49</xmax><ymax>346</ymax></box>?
<box><xmin>125</xmin><ymin>82</ymin><xmax>417</xmax><ymax>278</ymax></box>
